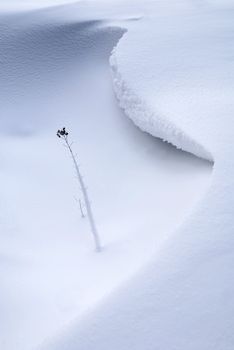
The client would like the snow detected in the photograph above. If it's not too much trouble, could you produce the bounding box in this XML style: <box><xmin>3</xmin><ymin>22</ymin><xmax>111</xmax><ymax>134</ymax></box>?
<box><xmin>2</xmin><ymin>0</ymin><xmax>233</xmax><ymax>349</ymax></box>
<box><xmin>110</xmin><ymin>50</ymin><xmax>213</xmax><ymax>162</ymax></box>
<box><xmin>0</xmin><ymin>0</ymin><xmax>78</xmax><ymax>11</ymax></box>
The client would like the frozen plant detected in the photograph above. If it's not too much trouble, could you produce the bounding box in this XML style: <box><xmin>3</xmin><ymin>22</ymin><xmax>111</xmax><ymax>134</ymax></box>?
<box><xmin>57</xmin><ymin>127</ymin><xmax>101</xmax><ymax>252</ymax></box>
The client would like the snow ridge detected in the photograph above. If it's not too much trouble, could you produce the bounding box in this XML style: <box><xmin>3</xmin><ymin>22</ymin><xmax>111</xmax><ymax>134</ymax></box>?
<box><xmin>110</xmin><ymin>44</ymin><xmax>213</xmax><ymax>162</ymax></box>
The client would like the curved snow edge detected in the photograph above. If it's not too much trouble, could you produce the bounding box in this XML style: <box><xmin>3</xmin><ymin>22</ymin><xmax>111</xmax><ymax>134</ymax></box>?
<box><xmin>109</xmin><ymin>44</ymin><xmax>213</xmax><ymax>162</ymax></box>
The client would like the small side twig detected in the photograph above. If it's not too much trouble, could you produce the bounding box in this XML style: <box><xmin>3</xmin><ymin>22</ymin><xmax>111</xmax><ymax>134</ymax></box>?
<box><xmin>79</xmin><ymin>199</ymin><xmax>85</xmax><ymax>218</ymax></box>
<box><xmin>74</xmin><ymin>196</ymin><xmax>85</xmax><ymax>218</ymax></box>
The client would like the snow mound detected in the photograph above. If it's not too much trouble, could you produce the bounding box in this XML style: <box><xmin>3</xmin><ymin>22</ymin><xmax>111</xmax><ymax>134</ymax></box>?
<box><xmin>110</xmin><ymin>47</ymin><xmax>213</xmax><ymax>162</ymax></box>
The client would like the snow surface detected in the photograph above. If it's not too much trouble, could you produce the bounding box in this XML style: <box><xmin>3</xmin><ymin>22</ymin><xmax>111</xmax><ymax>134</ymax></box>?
<box><xmin>1</xmin><ymin>0</ymin><xmax>229</xmax><ymax>349</ymax></box>
<box><xmin>0</xmin><ymin>0</ymin><xmax>79</xmax><ymax>11</ymax></box>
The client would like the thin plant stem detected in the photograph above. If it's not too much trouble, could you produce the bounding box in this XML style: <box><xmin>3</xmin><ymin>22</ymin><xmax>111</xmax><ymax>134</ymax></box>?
<box><xmin>58</xmin><ymin>129</ymin><xmax>101</xmax><ymax>252</ymax></box>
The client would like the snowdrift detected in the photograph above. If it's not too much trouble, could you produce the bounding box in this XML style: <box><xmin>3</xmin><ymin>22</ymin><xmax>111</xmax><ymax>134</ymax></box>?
<box><xmin>110</xmin><ymin>50</ymin><xmax>213</xmax><ymax>162</ymax></box>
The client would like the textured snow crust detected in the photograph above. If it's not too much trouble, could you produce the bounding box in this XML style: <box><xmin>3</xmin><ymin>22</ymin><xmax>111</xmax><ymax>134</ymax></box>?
<box><xmin>110</xmin><ymin>50</ymin><xmax>213</xmax><ymax>162</ymax></box>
